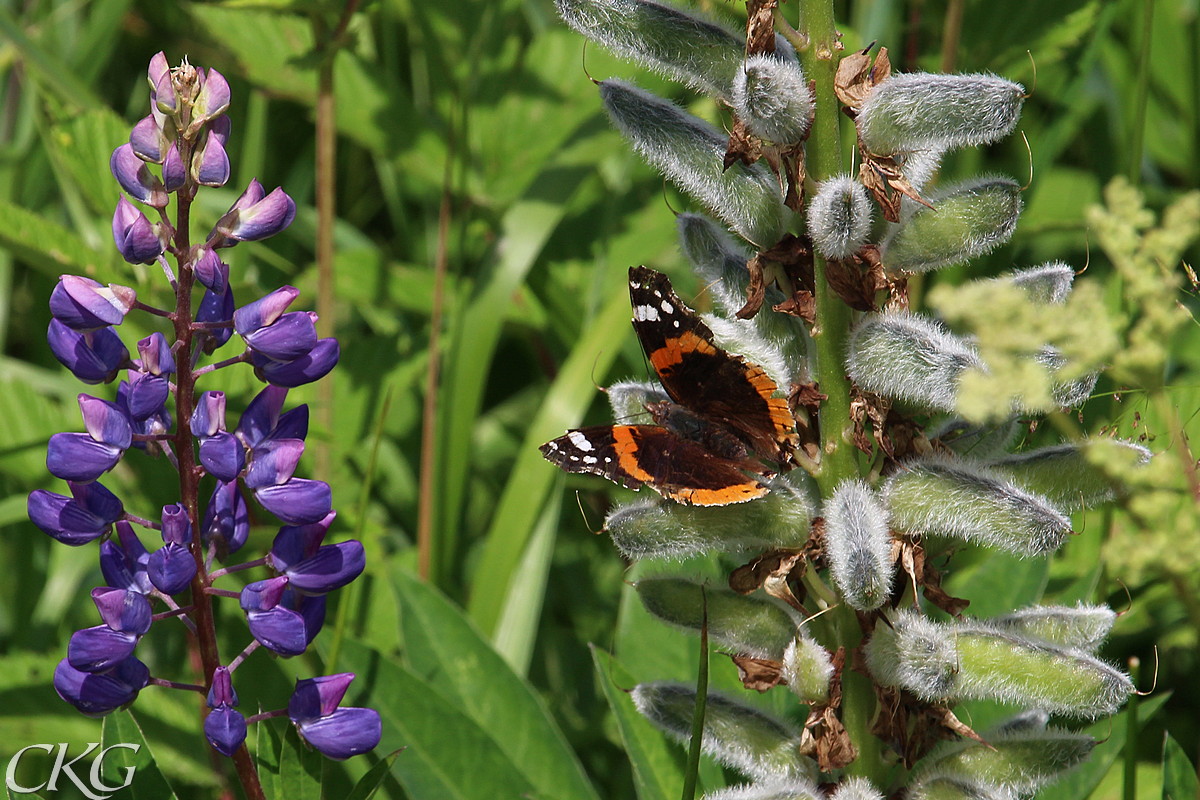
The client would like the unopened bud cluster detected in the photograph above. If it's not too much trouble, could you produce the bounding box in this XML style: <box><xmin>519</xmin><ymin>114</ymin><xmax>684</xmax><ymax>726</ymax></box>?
<box><xmin>29</xmin><ymin>54</ymin><xmax>379</xmax><ymax>764</ymax></box>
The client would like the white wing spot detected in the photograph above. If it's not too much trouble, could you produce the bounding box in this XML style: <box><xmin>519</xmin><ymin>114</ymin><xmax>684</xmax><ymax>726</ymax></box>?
<box><xmin>582</xmin><ymin>455</ymin><xmax>598</xmax><ymax>465</ymax></box>
<box><xmin>547</xmin><ymin>441</ymin><xmax>558</xmax><ymax>450</ymax></box>
<box><xmin>604</xmin><ymin>457</ymin><xmax>612</xmax><ymax>463</ymax></box>
<box><xmin>568</xmin><ymin>430</ymin><xmax>594</xmax><ymax>451</ymax></box>
<box><xmin>660</xmin><ymin>299</ymin><xmax>674</xmax><ymax>315</ymax></box>
<box><xmin>633</xmin><ymin>305</ymin><xmax>660</xmax><ymax>322</ymax></box>
<box><xmin>673</xmin><ymin>320</ymin><xmax>680</xmax><ymax>328</ymax></box>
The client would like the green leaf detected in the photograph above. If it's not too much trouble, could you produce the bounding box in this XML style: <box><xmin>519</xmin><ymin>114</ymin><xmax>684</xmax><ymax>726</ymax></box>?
<box><xmin>1162</xmin><ymin>732</ymin><xmax>1199</xmax><ymax>800</ymax></box>
<box><xmin>279</xmin><ymin>724</ymin><xmax>323</xmax><ymax>800</ymax></box>
<box><xmin>391</xmin><ymin>570</ymin><xmax>599</xmax><ymax>800</ymax></box>
<box><xmin>256</xmin><ymin>715</ymin><xmax>284</xmax><ymax>800</ymax></box>
<box><xmin>345</xmin><ymin>750</ymin><xmax>404</xmax><ymax>800</ymax></box>
<box><xmin>45</xmin><ymin>109</ymin><xmax>132</xmax><ymax>218</ymax></box>
<box><xmin>100</xmin><ymin>710</ymin><xmax>178</xmax><ymax>800</ymax></box>
<box><xmin>0</xmin><ymin>198</ymin><xmax>116</xmax><ymax>278</ymax></box>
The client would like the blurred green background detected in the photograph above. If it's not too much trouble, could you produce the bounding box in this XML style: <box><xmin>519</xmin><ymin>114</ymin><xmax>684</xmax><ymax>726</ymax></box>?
<box><xmin>1</xmin><ymin>0</ymin><xmax>1198</xmax><ymax>797</ymax></box>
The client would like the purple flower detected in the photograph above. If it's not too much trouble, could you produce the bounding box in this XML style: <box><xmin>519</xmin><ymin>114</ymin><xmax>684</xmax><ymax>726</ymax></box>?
<box><xmin>28</xmin><ymin>480</ymin><xmax>123</xmax><ymax>546</ymax></box>
<box><xmin>54</xmin><ymin>655</ymin><xmax>150</xmax><ymax>717</ymax></box>
<box><xmin>244</xmin><ymin>438</ymin><xmax>305</xmax><ymax>489</ymax></box>
<box><xmin>191</xmin><ymin>391</ymin><xmax>227</xmax><ymax>438</ymax></box>
<box><xmin>253</xmin><ymin>338</ymin><xmax>340</xmax><ymax>388</ymax></box>
<box><xmin>123</xmin><ymin>372</ymin><xmax>170</xmax><ymax>421</ymax></box>
<box><xmin>236</xmin><ymin>386</ymin><xmax>308</xmax><ymax>449</ymax></box>
<box><xmin>50</xmin><ymin>276</ymin><xmax>137</xmax><ymax>331</ymax></box>
<box><xmin>243</xmin><ymin>312</ymin><xmax>319</xmax><ymax>363</ymax></box>
<box><xmin>112</xmin><ymin>196</ymin><xmax>166</xmax><ymax>264</ymax></box>
<box><xmin>194</xmin><ymin>68</ymin><xmax>231</xmax><ymax>124</ymax></box>
<box><xmin>202</xmin><ymin>479</ymin><xmax>250</xmax><ymax>555</ymax></box>
<box><xmin>199</xmin><ymin>432</ymin><xmax>246</xmax><ymax>482</ymax></box>
<box><xmin>48</xmin><ymin>321</ymin><xmax>129</xmax><ymax>384</ymax></box>
<box><xmin>148</xmin><ymin>51</ymin><xmax>175</xmax><ymax>114</ymax></box>
<box><xmin>208</xmin><ymin>180</ymin><xmax>296</xmax><ymax>248</ymax></box>
<box><xmin>268</xmin><ymin>512</ymin><xmax>337</xmax><ymax>572</ymax></box>
<box><xmin>233</xmin><ymin>286</ymin><xmax>299</xmax><ymax>333</ymax></box>
<box><xmin>193</xmin><ymin>130</ymin><xmax>230</xmax><ymax>187</ymax></box>
<box><xmin>241</xmin><ymin>577</ymin><xmax>308</xmax><ymax>656</ymax></box>
<box><xmin>46</xmin><ymin>395</ymin><xmax>133</xmax><ymax>482</ymax></box>
<box><xmin>254</xmin><ymin>478</ymin><xmax>332</xmax><ymax>526</ymax></box>
<box><xmin>196</xmin><ymin>283</ymin><xmax>235</xmax><ymax>353</ymax></box>
<box><xmin>204</xmin><ymin>666</ymin><xmax>245</xmax><ymax>757</ymax></box>
<box><xmin>110</xmin><ymin>144</ymin><xmax>168</xmax><ymax>208</ymax></box>
<box><xmin>284</xmin><ymin>540</ymin><xmax>365</xmax><ymax>595</ymax></box>
<box><xmin>99</xmin><ymin>521</ymin><xmax>153</xmax><ymax>595</ymax></box>
<box><xmin>129</xmin><ymin>115</ymin><xmax>166</xmax><ymax>164</ymax></box>
<box><xmin>148</xmin><ymin>504</ymin><xmax>196</xmax><ymax>595</ymax></box>
<box><xmin>137</xmin><ymin>332</ymin><xmax>176</xmax><ymax>376</ymax></box>
<box><xmin>163</xmin><ymin>143</ymin><xmax>186</xmax><ymax>193</ymax></box>
<box><xmin>192</xmin><ymin>247</ymin><xmax>228</xmax><ymax>293</ymax></box>
<box><xmin>288</xmin><ymin>674</ymin><xmax>380</xmax><ymax>760</ymax></box>
<box><xmin>67</xmin><ymin>588</ymin><xmax>153</xmax><ymax>672</ymax></box>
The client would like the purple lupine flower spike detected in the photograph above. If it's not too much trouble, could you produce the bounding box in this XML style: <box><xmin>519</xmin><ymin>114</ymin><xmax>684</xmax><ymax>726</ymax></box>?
<box><xmin>50</xmin><ymin>276</ymin><xmax>137</xmax><ymax>332</ymax></box>
<box><xmin>110</xmin><ymin>144</ymin><xmax>168</xmax><ymax>208</ymax></box>
<box><xmin>287</xmin><ymin>674</ymin><xmax>381</xmax><ymax>760</ymax></box>
<box><xmin>54</xmin><ymin>655</ymin><xmax>150</xmax><ymax>717</ymax></box>
<box><xmin>112</xmin><ymin>196</ymin><xmax>166</xmax><ymax>264</ymax></box>
<box><xmin>28</xmin><ymin>480</ymin><xmax>124</xmax><ymax>546</ymax></box>
<box><xmin>205</xmin><ymin>666</ymin><xmax>246</xmax><ymax>757</ymax></box>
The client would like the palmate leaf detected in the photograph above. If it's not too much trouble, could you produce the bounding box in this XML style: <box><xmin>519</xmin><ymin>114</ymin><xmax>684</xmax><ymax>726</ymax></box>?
<box><xmin>0</xmin><ymin>199</ymin><xmax>118</xmax><ymax>279</ymax></box>
<box><xmin>100</xmin><ymin>710</ymin><xmax>179</xmax><ymax>800</ymax></box>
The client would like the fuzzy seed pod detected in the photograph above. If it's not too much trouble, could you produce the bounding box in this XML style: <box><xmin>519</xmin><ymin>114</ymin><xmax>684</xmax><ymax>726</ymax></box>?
<box><xmin>831</xmin><ymin>777</ymin><xmax>886</xmax><ymax>800</ymax></box>
<box><xmin>883</xmin><ymin>458</ymin><xmax>1072</xmax><ymax>556</ymax></box>
<box><xmin>600</xmin><ymin>80</ymin><xmax>789</xmax><ymax>246</ymax></box>
<box><xmin>986</xmin><ymin>709</ymin><xmax>1050</xmax><ymax>736</ymax></box>
<box><xmin>635</xmin><ymin>577</ymin><xmax>800</xmax><ymax>659</ymax></box>
<box><xmin>781</xmin><ymin>634</ymin><xmax>834</xmax><ymax>703</ymax></box>
<box><xmin>988</xmin><ymin>604</ymin><xmax>1116</xmax><ymax>652</ymax></box>
<box><xmin>1007</xmin><ymin>262</ymin><xmax>1076</xmax><ymax>304</ymax></box>
<box><xmin>906</xmin><ymin>775</ymin><xmax>1017</xmax><ymax>800</ymax></box>
<box><xmin>631</xmin><ymin>682</ymin><xmax>817</xmax><ymax>782</ymax></box>
<box><xmin>677</xmin><ymin>213</ymin><xmax>810</xmax><ymax>381</ymax></box>
<box><xmin>864</xmin><ymin>610</ymin><xmax>1133</xmax><ymax>718</ymax></box>
<box><xmin>823</xmin><ymin>479</ymin><xmax>895</xmax><ymax>611</ymax></box>
<box><xmin>913</xmin><ymin>727</ymin><xmax>1096</xmax><ymax>795</ymax></box>
<box><xmin>846</xmin><ymin>312</ymin><xmax>981</xmax><ymax>412</ymax></box>
<box><xmin>985</xmin><ymin>439</ymin><xmax>1151</xmax><ymax>511</ymax></box>
<box><xmin>807</xmin><ymin>176</ymin><xmax>874</xmax><ymax>260</ymax></box>
<box><xmin>702</xmin><ymin>780</ymin><xmax>823</xmax><ymax>800</ymax></box>
<box><xmin>1031</xmin><ymin>347</ymin><xmax>1098</xmax><ymax>409</ymax></box>
<box><xmin>605</xmin><ymin>476</ymin><xmax>814</xmax><ymax>560</ymax></box>
<box><xmin>857</xmin><ymin>73</ymin><xmax>1024</xmax><ymax>157</ymax></box>
<box><xmin>731</xmin><ymin>54</ymin><xmax>813</xmax><ymax>144</ymax></box>
<box><xmin>881</xmin><ymin>177</ymin><xmax>1023</xmax><ymax>274</ymax></box>
<box><xmin>606</xmin><ymin>379</ymin><xmax>670</xmax><ymax>423</ymax></box>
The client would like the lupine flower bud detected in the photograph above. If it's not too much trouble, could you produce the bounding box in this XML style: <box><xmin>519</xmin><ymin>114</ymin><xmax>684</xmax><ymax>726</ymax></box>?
<box><xmin>163</xmin><ymin>143</ymin><xmax>186</xmax><ymax>192</ymax></box>
<box><xmin>50</xmin><ymin>276</ymin><xmax>137</xmax><ymax>331</ymax></box>
<box><xmin>987</xmin><ymin>604</ymin><xmax>1116</xmax><ymax>652</ymax></box>
<box><xmin>555</xmin><ymin>0</ymin><xmax>744</xmax><ymax>98</ymax></box>
<box><xmin>781</xmin><ymin>634</ymin><xmax>834</xmax><ymax>703</ymax></box>
<box><xmin>731</xmin><ymin>54</ymin><xmax>813</xmax><ymax>144</ymax></box>
<box><xmin>807</xmin><ymin>176</ymin><xmax>874</xmax><ymax>260</ymax></box>
<box><xmin>137</xmin><ymin>332</ymin><xmax>176</xmax><ymax>376</ymax></box>
<box><xmin>149</xmin><ymin>504</ymin><xmax>197</xmax><ymax>595</ymax></box>
<box><xmin>191</xmin><ymin>391</ymin><xmax>227</xmax><ymax>438</ymax></box>
<box><xmin>100</xmin><ymin>521</ymin><xmax>153</xmax><ymax>595</ymax></box>
<box><xmin>857</xmin><ymin>73</ymin><xmax>1024</xmax><ymax>157</ymax></box>
<box><xmin>192</xmin><ymin>130</ymin><xmax>230</xmax><ymax>187</ymax></box>
<box><xmin>631</xmin><ymin>682</ymin><xmax>816</xmax><ymax>782</ymax></box>
<box><xmin>253</xmin><ymin>338</ymin><xmax>341</xmax><ymax>388</ymax></box>
<box><xmin>883</xmin><ymin>458</ymin><xmax>1072</xmax><ymax>556</ymax></box>
<box><xmin>28</xmin><ymin>480</ymin><xmax>123</xmax><ymax>546</ymax></box>
<box><xmin>847</xmin><ymin>312</ymin><xmax>981</xmax><ymax>411</ymax></box>
<box><xmin>46</xmin><ymin>395</ymin><xmax>133</xmax><ymax>482</ymax></box>
<box><xmin>268</xmin><ymin>512</ymin><xmax>337</xmax><ymax>571</ymax></box>
<box><xmin>926</xmin><ymin>416</ymin><xmax>1020</xmax><ymax>460</ymax></box>
<box><xmin>824</xmin><ymin>479</ymin><xmax>894</xmax><ymax>611</ymax></box>
<box><xmin>47</xmin><ymin>321</ymin><xmax>129</xmax><ymax>384</ymax></box>
<box><xmin>129</xmin><ymin>115</ymin><xmax>166</xmax><ymax>163</ymax></box>
<box><xmin>196</xmin><ymin>284</ymin><xmax>236</xmax><ymax>353</ymax></box>
<box><xmin>988</xmin><ymin>709</ymin><xmax>1050</xmax><ymax>735</ymax></box>
<box><xmin>253</xmin><ymin>478</ymin><xmax>333</xmax><ymax>526</ymax></box>
<box><xmin>192</xmin><ymin>247</ymin><xmax>227</xmax><ymax>293</ymax></box>
<box><xmin>148</xmin><ymin>52</ymin><xmax>176</xmax><ymax>115</ymax></box>
<box><xmin>600</xmin><ymin>79</ymin><xmax>789</xmax><ymax>247</ymax></box>
<box><xmin>288</xmin><ymin>674</ymin><xmax>382</xmax><ymax>760</ymax></box>
<box><xmin>636</xmin><ymin>577</ymin><xmax>800</xmax><ymax>659</ymax></box>
<box><xmin>192</xmin><ymin>68</ymin><xmax>231</xmax><ymax>128</ymax></box>
<box><xmin>703</xmin><ymin>780</ymin><xmax>823</xmax><ymax>800</ymax></box>
<box><xmin>881</xmin><ymin>177</ymin><xmax>1023</xmax><ymax>274</ymax></box>
<box><xmin>906</xmin><ymin>775</ymin><xmax>1010</xmax><ymax>800</ymax></box>
<box><xmin>199</xmin><ymin>432</ymin><xmax>246</xmax><ymax>482</ymax></box>
<box><xmin>54</xmin><ymin>655</ymin><xmax>149</xmax><ymax>717</ymax></box>
<box><xmin>112</xmin><ymin>196</ymin><xmax>167</xmax><ymax>264</ymax></box>
<box><xmin>864</xmin><ymin>610</ymin><xmax>1132</xmax><ymax>717</ymax></box>
<box><xmin>205</xmin><ymin>667</ymin><xmax>247</xmax><ymax>757</ymax></box>
<box><xmin>110</xmin><ymin>143</ymin><xmax>168</xmax><ymax>208</ymax></box>
<box><xmin>985</xmin><ymin>439</ymin><xmax>1151</xmax><ymax>511</ymax></box>
<box><xmin>242</xmin><ymin>312</ymin><xmax>319</xmax><ymax>362</ymax></box>
<box><xmin>203</xmin><ymin>479</ymin><xmax>250</xmax><ymax>554</ymax></box>
<box><xmin>606</xmin><ymin>477</ymin><xmax>812</xmax><ymax>560</ymax></box>
<box><xmin>912</xmin><ymin>726</ymin><xmax>1096</xmax><ymax>795</ymax></box>
<box><xmin>1006</xmin><ymin>262</ymin><xmax>1076</xmax><ymax>304</ymax></box>
<box><xmin>208</xmin><ymin>179</ymin><xmax>296</xmax><ymax>248</ymax></box>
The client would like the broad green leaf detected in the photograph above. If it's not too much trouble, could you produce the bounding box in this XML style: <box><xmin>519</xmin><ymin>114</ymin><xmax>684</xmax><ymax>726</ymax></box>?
<box><xmin>391</xmin><ymin>570</ymin><xmax>599</xmax><ymax>800</ymax></box>
<box><xmin>256</xmin><ymin>716</ymin><xmax>285</xmax><ymax>800</ymax></box>
<box><xmin>45</xmin><ymin>109</ymin><xmax>132</xmax><ymax>219</ymax></box>
<box><xmin>345</xmin><ymin>750</ymin><xmax>404</xmax><ymax>800</ymax></box>
<box><xmin>943</xmin><ymin>549</ymin><xmax>1048</xmax><ymax>619</ymax></box>
<box><xmin>100</xmin><ymin>710</ymin><xmax>178</xmax><ymax>800</ymax></box>
<box><xmin>1162</xmin><ymin>732</ymin><xmax>1199</xmax><ymax>800</ymax></box>
<box><xmin>0</xmin><ymin>199</ymin><xmax>116</xmax><ymax>278</ymax></box>
<box><xmin>279</xmin><ymin>724</ymin><xmax>322</xmax><ymax>800</ymax></box>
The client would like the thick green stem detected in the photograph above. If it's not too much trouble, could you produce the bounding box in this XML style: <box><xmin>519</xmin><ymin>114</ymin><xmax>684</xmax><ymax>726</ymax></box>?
<box><xmin>796</xmin><ymin>0</ymin><xmax>884</xmax><ymax>784</ymax></box>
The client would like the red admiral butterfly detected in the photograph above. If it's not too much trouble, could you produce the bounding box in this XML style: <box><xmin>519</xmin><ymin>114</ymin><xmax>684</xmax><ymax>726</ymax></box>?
<box><xmin>540</xmin><ymin>266</ymin><xmax>798</xmax><ymax>506</ymax></box>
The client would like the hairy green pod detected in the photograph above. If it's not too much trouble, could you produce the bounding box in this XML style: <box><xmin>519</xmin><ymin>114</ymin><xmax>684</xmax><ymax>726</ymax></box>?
<box><xmin>1033</xmin><ymin>347</ymin><xmax>1098</xmax><ymax>409</ymax></box>
<box><xmin>606</xmin><ymin>379</ymin><xmax>670</xmax><ymax>423</ymax></box>
<box><xmin>864</xmin><ymin>611</ymin><xmax>1133</xmax><ymax>718</ymax></box>
<box><xmin>702</xmin><ymin>780</ymin><xmax>823</xmax><ymax>800</ymax></box>
<box><xmin>831</xmin><ymin>777</ymin><xmax>886</xmax><ymax>800</ymax></box>
<box><xmin>678</xmin><ymin>213</ymin><xmax>810</xmax><ymax>380</ymax></box>
<box><xmin>807</xmin><ymin>175</ymin><xmax>874</xmax><ymax>260</ymax></box>
<box><xmin>988</xmin><ymin>604</ymin><xmax>1116</xmax><ymax>651</ymax></box>
<box><xmin>600</xmin><ymin>80</ymin><xmax>789</xmax><ymax>246</ymax></box>
<box><xmin>986</xmin><ymin>439</ymin><xmax>1151</xmax><ymax>511</ymax></box>
<box><xmin>731</xmin><ymin>54</ymin><xmax>813</xmax><ymax>144</ymax></box>
<box><xmin>1007</xmin><ymin>262</ymin><xmax>1076</xmax><ymax>304</ymax></box>
<box><xmin>824</xmin><ymin>479</ymin><xmax>895</xmax><ymax>610</ymax></box>
<box><xmin>846</xmin><ymin>312</ymin><xmax>981</xmax><ymax>412</ymax></box>
<box><xmin>635</xmin><ymin>577</ymin><xmax>800</xmax><ymax>659</ymax></box>
<box><xmin>857</xmin><ymin>73</ymin><xmax>1024</xmax><ymax>157</ymax></box>
<box><xmin>631</xmin><ymin>682</ymin><xmax>817</xmax><ymax>782</ymax></box>
<box><xmin>883</xmin><ymin>458</ymin><xmax>1072</xmax><ymax>556</ymax></box>
<box><xmin>913</xmin><ymin>727</ymin><xmax>1096</xmax><ymax>795</ymax></box>
<box><xmin>781</xmin><ymin>634</ymin><xmax>834</xmax><ymax>703</ymax></box>
<box><xmin>605</xmin><ymin>476</ymin><xmax>813</xmax><ymax>560</ymax></box>
<box><xmin>882</xmin><ymin>177</ymin><xmax>1023</xmax><ymax>274</ymax></box>
<box><xmin>986</xmin><ymin>709</ymin><xmax>1050</xmax><ymax>735</ymax></box>
<box><xmin>906</xmin><ymin>775</ymin><xmax>1014</xmax><ymax>800</ymax></box>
